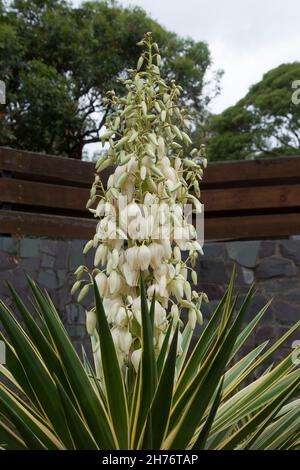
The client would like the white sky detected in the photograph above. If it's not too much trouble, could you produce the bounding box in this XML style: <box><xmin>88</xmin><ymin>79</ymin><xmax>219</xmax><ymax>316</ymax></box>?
<box><xmin>118</xmin><ymin>0</ymin><xmax>300</xmax><ymax>112</ymax></box>
<box><xmin>71</xmin><ymin>0</ymin><xmax>300</xmax><ymax>153</ymax></box>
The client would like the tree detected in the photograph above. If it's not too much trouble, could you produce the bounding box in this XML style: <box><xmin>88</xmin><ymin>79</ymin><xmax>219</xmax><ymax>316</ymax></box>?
<box><xmin>0</xmin><ymin>0</ymin><xmax>219</xmax><ymax>159</ymax></box>
<box><xmin>207</xmin><ymin>62</ymin><xmax>300</xmax><ymax>161</ymax></box>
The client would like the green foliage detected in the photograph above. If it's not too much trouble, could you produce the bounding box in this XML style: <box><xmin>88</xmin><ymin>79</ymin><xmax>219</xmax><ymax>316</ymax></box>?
<box><xmin>0</xmin><ymin>273</ymin><xmax>300</xmax><ymax>450</ymax></box>
<box><xmin>0</xmin><ymin>0</ymin><xmax>218</xmax><ymax>159</ymax></box>
<box><xmin>207</xmin><ymin>62</ymin><xmax>300</xmax><ymax>161</ymax></box>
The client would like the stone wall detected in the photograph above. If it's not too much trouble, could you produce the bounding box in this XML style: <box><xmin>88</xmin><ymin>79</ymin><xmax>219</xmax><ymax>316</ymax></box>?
<box><xmin>0</xmin><ymin>236</ymin><xmax>299</xmax><ymax>363</ymax></box>
<box><xmin>0</xmin><ymin>237</ymin><xmax>94</xmax><ymax>354</ymax></box>
<box><xmin>196</xmin><ymin>239</ymin><xmax>300</xmax><ymax>368</ymax></box>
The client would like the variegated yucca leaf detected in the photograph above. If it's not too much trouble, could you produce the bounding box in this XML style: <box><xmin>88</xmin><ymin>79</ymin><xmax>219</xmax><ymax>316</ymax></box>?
<box><xmin>0</xmin><ymin>272</ymin><xmax>299</xmax><ymax>450</ymax></box>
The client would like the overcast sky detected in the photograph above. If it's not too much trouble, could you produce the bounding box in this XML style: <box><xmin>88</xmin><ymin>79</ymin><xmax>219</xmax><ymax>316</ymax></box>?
<box><xmin>117</xmin><ymin>0</ymin><xmax>300</xmax><ymax>112</ymax></box>
<box><xmin>72</xmin><ymin>0</ymin><xmax>300</xmax><ymax>111</ymax></box>
<box><xmin>72</xmin><ymin>0</ymin><xmax>300</xmax><ymax>153</ymax></box>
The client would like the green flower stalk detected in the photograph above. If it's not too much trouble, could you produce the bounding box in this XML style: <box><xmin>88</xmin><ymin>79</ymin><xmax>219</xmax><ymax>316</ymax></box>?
<box><xmin>75</xmin><ymin>33</ymin><xmax>207</xmax><ymax>371</ymax></box>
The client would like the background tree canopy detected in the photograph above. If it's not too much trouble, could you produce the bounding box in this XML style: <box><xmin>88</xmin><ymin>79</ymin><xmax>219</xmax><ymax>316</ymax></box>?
<box><xmin>0</xmin><ymin>0</ymin><xmax>220</xmax><ymax>159</ymax></box>
<box><xmin>207</xmin><ymin>62</ymin><xmax>300</xmax><ymax>161</ymax></box>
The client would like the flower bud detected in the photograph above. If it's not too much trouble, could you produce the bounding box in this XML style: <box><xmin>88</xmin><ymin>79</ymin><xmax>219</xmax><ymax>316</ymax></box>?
<box><xmin>191</xmin><ymin>241</ymin><xmax>204</xmax><ymax>255</ymax></box>
<box><xmin>141</xmin><ymin>101</ymin><xmax>147</xmax><ymax>116</ymax></box>
<box><xmin>159</xmin><ymin>274</ymin><xmax>167</xmax><ymax>296</ymax></box>
<box><xmin>95</xmin><ymin>272</ymin><xmax>107</xmax><ymax>297</ymax></box>
<box><xmin>184</xmin><ymin>281</ymin><xmax>192</xmax><ymax>301</ymax></box>
<box><xmin>128</xmin><ymin>130</ymin><xmax>138</xmax><ymax>143</ymax></box>
<box><xmin>83</xmin><ymin>240</ymin><xmax>93</xmax><ymax>254</ymax></box>
<box><xmin>118</xmin><ymin>329</ymin><xmax>133</xmax><ymax>355</ymax></box>
<box><xmin>171</xmin><ymin>279</ymin><xmax>184</xmax><ymax>300</ymax></box>
<box><xmin>77</xmin><ymin>284</ymin><xmax>90</xmax><ymax>303</ymax></box>
<box><xmin>138</xmin><ymin>245</ymin><xmax>151</xmax><ymax>271</ymax></box>
<box><xmin>131</xmin><ymin>348</ymin><xmax>142</xmax><ymax>372</ymax></box>
<box><xmin>189</xmin><ymin>195</ymin><xmax>202</xmax><ymax>214</ymax></box>
<box><xmin>116</xmin><ymin>172</ymin><xmax>128</xmax><ymax>188</ymax></box>
<box><xmin>146</xmin><ymin>143</ymin><xmax>156</xmax><ymax>159</ymax></box>
<box><xmin>137</xmin><ymin>55</ymin><xmax>144</xmax><ymax>70</ymax></box>
<box><xmin>173</xmin><ymin>125</ymin><xmax>182</xmax><ymax>140</ymax></box>
<box><xmin>173</xmin><ymin>246</ymin><xmax>181</xmax><ymax>262</ymax></box>
<box><xmin>86</xmin><ymin>309</ymin><xmax>97</xmax><ymax>336</ymax></box>
<box><xmin>111</xmin><ymin>249</ymin><xmax>119</xmax><ymax>269</ymax></box>
<box><xmin>149</xmin><ymin>243</ymin><xmax>164</xmax><ymax>269</ymax></box>
<box><xmin>148</xmin><ymin>133</ymin><xmax>158</xmax><ymax>146</ymax></box>
<box><xmin>71</xmin><ymin>280</ymin><xmax>81</xmax><ymax>295</ymax></box>
<box><xmin>126</xmin><ymin>246</ymin><xmax>139</xmax><ymax>270</ymax></box>
<box><xmin>161</xmin><ymin>239</ymin><xmax>172</xmax><ymax>259</ymax></box>
<box><xmin>94</xmin><ymin>244</ymin><xmax>105</xmax><ymax>267</ymax></box>
<box><xmin>100</xmin><ymin>130</ymin><xmax>114</xmax><ymax>141</ymax></box>
<box><xmin>196</xmin><ymin>309</ymin><xmax>203</xmax><ymax>325</ymax></box>
<box><xmin>115</xmin><ymin>307</ymin><xmax>128</xmax><ymax>327</ymax></box>
<box><xmin>171</xmin><ymin>304</ymin><xmax>180</xmax><ymax>326</ymax></box>
<box><xmin>108</xmin><ymin>271</ymin><xmax>122</xmax><ymax>294</ymax></box>
<box><xmin>74</xmin><ymin>265</ymin><xmax>85</xmax><ymax>277</ymax></box>
<box><xmin>147</xmin><ymin>176</ymin><xmax>157</xmax><ymax>193</ymax></box>
<box><xmin>127</xmin><ymin>203</ymin><xmax>141</xmax><ymax>219</ymax></box>
<box><xmin>97</xmin><ymin>157</ymin><xmax>113</xmax><ymax>172</ymax></box>
<box><xmin>140</xmin><ymin>166</ymin><xmax>147</xmax><ymax>180</ymax></box>
<box><xmin>188</xmin><ymin>309</ymin><xmax>197</xmax><ymax>329</ymax></box>
<box><xmin>181</xmin><ymin>131</ymin><xmax>192</xmax><ymax>145</ymax></box>
<box><xmin>157</xmin><ymin>136</ymin><xmax>165</xmax><ymax>159</ymax></box>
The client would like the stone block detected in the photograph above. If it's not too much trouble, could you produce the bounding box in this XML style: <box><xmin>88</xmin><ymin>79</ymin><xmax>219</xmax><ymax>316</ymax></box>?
<box><xmin>55</xmin><ymin>241</ymin><xmax>70</xmax><ymax>269</ymax></box>
<box><xmin>226</xmin><ymin>241</ymin><xmax>260</xmax><ymax>268</ymax></box>
<box><xmin>66</xmin><ymin>303</ymin><xmax>82</xmax><ymax>323</ymax></box>
<box><xmin>273</xmin><ymin>301</ymin><xmax>300</xmax><ymax>326</ymax></box>
<box><xmin>279</xmin><ymin>288</ymin><xmax>300</xmax><ymax>305</ymax></box>
<box><xmin>41</xmin><ymin>254</ymin><xmax>55</xmax><ymax>269</ymax></box>
<box><xmin>256</xmin><ymin>256</ymin><xmax>298</xmax><ymax>279</ymax></box>
<box><xmin>0</xmin><ymin>269</ymin><xmax>15</xmax><ymax>286</ymax></box>
<box><xmin>255</xmin><ymin>323</ymin><xmax>277</xmax><ymax>343</ymax></box>
<box><xmin>69</xmin><ymin>240</ymin><xmax>85</xmax><ymax>270</ymax></box>
<box><xmin>258</xmin><ymin>277</ymin><xmax>300</xmax><ymax>297</ymax></box>
<box><xmin>37</xmin><ymin>270</ymin><xmax>57</xmax><ymax>289</ymax></box>
<box><xmin>203</xmin><ymin>242</ymin><xmax>225</xmax><ymax>259</ymax></box>
<box><xmin>40</xmin><ymin>240</ymin><xmax>57</xmax><ymax>256</ymax></box>
<box><xmin>85</xmin><ymin>247</ymin><xmax>95</xmax><ymax>268</ymax></box>
<box><xmin>246</xmin><ymin>292</ymin><xmax>274</xmax><ymax>322</ymax></box>
<box><xmin>197</xmin><ymin>259</ymin><xmax>229</xmax><ymax>285</ymax></box>
<box><xmin>258</xmin><ymin>241</ymin><xmax>277</xmax><ymax>259</ymax></box>
<box><xmin>242</xmin><ymin>267</ymin><xmax>254</xmax><ymax>285</ymax></box>
<box><xmin>56</xmin><ymin>270</ymin><xmax>68</xmax><ymax>288</ymax></box>
<box><xmin>20</xmin><ymin>238</ymin><xmax>39</xmax><ymax>258</ymax></box>
<box><xmin>279</xmin><ymin>240</ymin><xmax>300</xmax><ymax>263</ymax></box>
<box><xmin>67</xmin><ymin>324</ymin><xmax>86</xmax><ymax>339</ymax></box>
<box><xmin>19</xmin><ymin>257</ymin><xmax>40</xmax><ymax>272</ymax></box>
<box><xmin>9</xmin><ymin>268</ymin><xmax>29</xmax><ymax>290</ymax></box>
<box><xmin>1</xmin><ymin>237</ymin><xmax>20</xmax><ymax>254</ymax></box>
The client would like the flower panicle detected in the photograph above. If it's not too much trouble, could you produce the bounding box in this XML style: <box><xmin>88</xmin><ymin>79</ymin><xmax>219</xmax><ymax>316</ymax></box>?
<box><xmin>73</xmin><ymin>33</ymin><xmax>207</xmax><ymax>370</ymax></box>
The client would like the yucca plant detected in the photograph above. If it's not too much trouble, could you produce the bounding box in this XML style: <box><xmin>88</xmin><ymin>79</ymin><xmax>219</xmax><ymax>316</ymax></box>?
<box><xmin>0</xmin><ymin>271</ymin><xmax>300</xmax><ymax>450</ymax></box>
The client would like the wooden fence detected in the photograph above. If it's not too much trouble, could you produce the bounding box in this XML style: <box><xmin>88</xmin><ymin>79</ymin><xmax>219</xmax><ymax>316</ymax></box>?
<box><xmin>1</xmin><ymin>147</ymin><xmax>300</xmax><ymax>241</ymax></box>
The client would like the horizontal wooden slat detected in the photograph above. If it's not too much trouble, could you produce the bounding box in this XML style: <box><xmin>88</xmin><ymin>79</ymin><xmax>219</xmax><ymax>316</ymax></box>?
<box><xmin>0</xmin><ymin>210</ymin><xmax>97</xmax><ymax>239</ymax></box>
<box><xmin>1</xmin><ymin>147</ymin><xmax>300</xmax><ymax>241</ymax></box>
<box><xmin>2</xmin><ymin>178</ymin><xmax>300</xmax><ymax>214</ymax></box>
<box><xmin>0</xmin><ymin>178</ymin><xmax>89</xmax><ymax>211</ymax></box>
<box><xmin>0</xmin><ymin>147</ymin><xmax>95</xmax><ymax>185</ymax></box>
<box><xmin>2</xmin><ymin>147</ymin><xmax>300</xmax><ymax>188</ymax></box>
<box><xmin>202</xmin><ymin>184</ymin><xmax>300</xmax><ymax>212</ymax></box>
<box><xmin>205</xmin><ymin>213</ymin><xmax>300</xmax><ymax>240</ymax></box>
<box><xmin>203</xmin><ymin>155</ymin><xmax>300</xmax><ymax>186</ymax></box>
<box><xmin>1</xmin><ymin>210</ymin><xmax>299</xmax><ymax>241</ymax></box>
